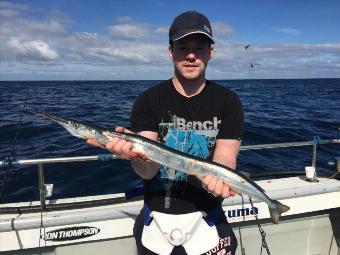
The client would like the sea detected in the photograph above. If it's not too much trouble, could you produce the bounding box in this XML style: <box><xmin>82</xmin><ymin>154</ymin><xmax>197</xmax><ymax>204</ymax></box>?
<box><xmin>0</xmin><ymin>79</ymin><xmax>339</xmax><ymax>203</ymax></box>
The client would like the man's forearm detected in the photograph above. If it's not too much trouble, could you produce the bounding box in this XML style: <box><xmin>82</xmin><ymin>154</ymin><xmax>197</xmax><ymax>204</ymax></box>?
<box><xmin>212</xmin><ymin>154</ymin><xmax>237</xmax><ymax>170</ymax></box>
<box><xmin>212</xmin><ymin>139</ymin><xmax>241</xmax><ymax>170</ymax></box>
<box><xmin>129</xmin><ymin>130</ymin><xmax>159</xmax><ymax>179</ymax></box>
<box><xmin>131</xmin><ymin>159</ymin><xmax>159</xmax><ymax>180</ymax></box>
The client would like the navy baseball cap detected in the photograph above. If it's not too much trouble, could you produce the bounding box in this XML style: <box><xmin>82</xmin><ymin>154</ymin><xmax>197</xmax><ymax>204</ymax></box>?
<box><xmin>169</xmin><ymin>11</ymin><xmax>215</xmax><ymax>44</ymax></box>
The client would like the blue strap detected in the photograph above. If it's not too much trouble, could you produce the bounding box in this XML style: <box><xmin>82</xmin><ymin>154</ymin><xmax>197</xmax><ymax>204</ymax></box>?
<box><xmin>143</xmin><ymin>204</ymin><xmax>153</xmax><ymax>226</ymax></box>
<box><xmin>4</xmin><ymin>157</ymin><xmax>15</xmax><ymax>168</ymax></box>
<box><xmin>313</xmin><ymin>136</ymin><xmax>321</xmax><ymax>144</ymax></box>
<box><xmin>125</xmin><ymin>186</ymin><xmax>144</xmax><ymax>200</ymax></box>
<box><xmin>203</xmin><ymin>205</ymin><xmax>224</xmax><ymax>226</ymax></box>
<box><xmin>124</xmin><ymin>181</ymin><xmax>144</xmax><ymax>200</ymax></box>
<box><xmin>98</xmin><ymin>154</ymin><xmax>114</xmax><ymax>162</ymax></box>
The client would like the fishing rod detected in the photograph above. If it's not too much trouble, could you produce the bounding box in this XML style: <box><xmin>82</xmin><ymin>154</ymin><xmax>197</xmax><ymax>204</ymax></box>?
<box><xmin>0</xmin><ymin>95</ymin><xmax>28</xmax><ymax>203</ymax></box>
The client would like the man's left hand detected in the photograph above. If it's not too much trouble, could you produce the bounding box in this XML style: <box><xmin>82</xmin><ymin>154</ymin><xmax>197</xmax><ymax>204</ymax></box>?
<box><xmin>202</xmin><ymin>174</ymin><xmax>236</xmax><ymax>198</ymax></box>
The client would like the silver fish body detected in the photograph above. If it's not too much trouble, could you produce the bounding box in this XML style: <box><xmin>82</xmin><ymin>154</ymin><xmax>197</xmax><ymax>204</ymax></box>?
<box><xmin>36</xmin><ymin>112</ymin><xmax>290</xmax><ymax>223</ymax></box>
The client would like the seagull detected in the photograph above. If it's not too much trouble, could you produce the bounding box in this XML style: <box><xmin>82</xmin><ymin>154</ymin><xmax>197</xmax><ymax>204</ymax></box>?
<box><xmin>244</xmin><ymin>44</ymin><xmax>250</xmax><ymax>50</ymax></box>
<box><xmin>250</xmin><ymin>63</ymin><xmax>260</xmax><ymax>68</ymax></box>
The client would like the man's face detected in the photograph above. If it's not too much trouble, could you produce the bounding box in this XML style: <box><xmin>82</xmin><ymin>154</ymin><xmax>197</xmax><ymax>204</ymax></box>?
<box><xmin>169</xmin><ymin>34</ymin><xmax>213</xmax><ymax>81</ymax></box>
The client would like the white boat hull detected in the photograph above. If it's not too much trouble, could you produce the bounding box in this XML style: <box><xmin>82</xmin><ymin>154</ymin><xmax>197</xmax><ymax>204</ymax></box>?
<box><xmin>1</xmin><ymin>176</ymin><xmax>339</xmax><ymax>255</ymax></box>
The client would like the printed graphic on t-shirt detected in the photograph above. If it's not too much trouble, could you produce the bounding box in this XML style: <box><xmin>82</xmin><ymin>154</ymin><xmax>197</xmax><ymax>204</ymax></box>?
<box><xmin>205</xmin><ymin>236</ymin><xmax>235</xmax><ymax>255</ymax></box>
<box><xmin>158</xmin><ymin>114</ymin><xmax>220</xmax><ymax>182</ymax></box>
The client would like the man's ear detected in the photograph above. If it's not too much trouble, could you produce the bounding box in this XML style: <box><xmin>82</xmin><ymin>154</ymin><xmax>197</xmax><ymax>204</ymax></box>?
<box><xmin>209</xmin><ymin>46</ymin><xmax>214</xmax><ymax>59</ymax></box>
<box><xmin>168</xmin><ymin>45</ymin><xmax>174</xmax><ymax>60</ymax></box>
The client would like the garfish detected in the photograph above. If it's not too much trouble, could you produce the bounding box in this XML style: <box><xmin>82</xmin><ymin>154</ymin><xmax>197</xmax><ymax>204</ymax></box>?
<box><xmin>35</xmin><ymin>112</ymin><xmax>290</xmax><ymax>223</ymax></box>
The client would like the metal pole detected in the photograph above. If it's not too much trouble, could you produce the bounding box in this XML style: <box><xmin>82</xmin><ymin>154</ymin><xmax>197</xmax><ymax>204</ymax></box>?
<box><xmin>240</xmin><ymin>138</ymin><xmax>339</xmax><ymax>151</ymax></box>
<box><xmin>0</xmin><ymin>154</ymin><xmax>120</xmax><ymax>167</ymax></box>
<box><xmin>312</xmin><ymin>143</ymin><xmax>317</xmax><ymax>169</ymax></box>
<box><xmin>38</xmin><ymin>163</ymin><xmax>46</xmax><ymax>210</ymax></box>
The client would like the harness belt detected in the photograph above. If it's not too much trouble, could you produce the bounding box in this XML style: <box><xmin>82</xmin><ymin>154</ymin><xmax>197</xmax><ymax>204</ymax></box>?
<box><xmin>141</xmin><ymin>204</ymin><xmax>223</xmax><ymax>255</ymax></box>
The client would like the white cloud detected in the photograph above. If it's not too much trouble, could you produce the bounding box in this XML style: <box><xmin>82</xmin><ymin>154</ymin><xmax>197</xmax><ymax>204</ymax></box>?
<box><xmin>272</xmin><ymin>27</ymin><xmax>301</xmax><ymax>35</ymax></box>
<box><xmin>0</xmin><ymin>8</ymin><xmax>20</xmax><ymax>17</ymax></box>
<box><xmin>0</xmin><ymin>2</ymin><xmax>339</xmax><ymax>80</ymax></box>
<box><xmin>0</xmin><ymin>16</ymin><xmax>67</xmax><ymax>43</ymax></box>
<box><xmin>107</xmin><ymin>23</ymin><xmax>150</xmax><ymax>40</ymax></box>
<box><xmin>209</xmin><ymin>43</ymin><xmax>340</xmax><ymax>79</ymax></box>
<box><xmin>0</xmin><ymin>1</ymin><xmax>28</xmax><ymax>12</ymax></box>
<box><xmin>154</xmin><ymin>26</ymin><xmax>169</xmax><ymax>35</ymax></box>
<box><xmin>44</xmin><ymin>10</ymin><xmax>73</xmax><ymax>25</ymax></box>
<box><xmin>212</xmin><ymin>22</ymin><xmax>234</xmax><ymax>38</ymax></box>
<box><xmin>88</xmin><ymin>43</ymin><xmax>167</xmax><ymax>63</ymax></box>
<box><xmin>106</xmin><ymin>16</ymin><xmax>166</xmax><ymax>42</ymax></box>
<box><xmin>115</xmin><ymin>16</ymin><xmax>134</xmax><ymax>23</ymax></box>
<box><xmin>7</xmin><ymin>38</ymin><xmax>58</xmax><ymax>61</ymax></box>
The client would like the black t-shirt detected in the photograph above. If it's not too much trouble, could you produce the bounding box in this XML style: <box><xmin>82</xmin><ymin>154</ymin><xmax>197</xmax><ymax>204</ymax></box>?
<box><xmin>131</xmin><ymin>79</ymin><xmax>244</xmax><ymax>214</ymax></box>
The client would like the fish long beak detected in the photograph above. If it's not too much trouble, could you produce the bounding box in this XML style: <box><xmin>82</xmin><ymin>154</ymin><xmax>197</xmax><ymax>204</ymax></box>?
<box><xmin>33</xmin><ymin>111</ymin><xmax>71</xmax><ymax>126</ymax></box>
<box><xmin>33</xmin><ymin>111</ymin><xmax>89</xmax><ymax>139</ymax></box>
<box><xmin>33</xmin><ymin>111</ymin><xmax>108</xmax><ymax>141</ymax></box>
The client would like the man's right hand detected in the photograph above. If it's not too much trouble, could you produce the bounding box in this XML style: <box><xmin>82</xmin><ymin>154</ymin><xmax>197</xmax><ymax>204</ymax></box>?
<box><xmin>88</xmin><ymin>128</ymin><xmax>159</xmax><ymax>179</ymax></box>
<box><xmin>87</xmin><ymin>126</ymin><xmax>140</xmax><ymax>160</ymax></box>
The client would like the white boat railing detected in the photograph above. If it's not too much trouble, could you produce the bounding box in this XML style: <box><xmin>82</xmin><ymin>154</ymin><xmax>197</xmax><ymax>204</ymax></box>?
<box><xmin>0</xmin><ymin>137</ymin><xmax>339</xmax><ymax>208</ymax></box>
<box><xmin>240</xmin><ymin>138</ymin><xmax>340</xmax><ymax>169</ymax></box>
<box><xmin>240</xmin><ymin>138</ymin><xmax>339</xmax><ymax>150</ymax></box>
<box><xmin>1</xmin><ymin>138</ymin><xmax>339</xmax><ymax>167</ymax></box>
<box><xmin>0</xmin><ymin>154</ymin><xmax>119</xmax><ymax>167</ymax></box>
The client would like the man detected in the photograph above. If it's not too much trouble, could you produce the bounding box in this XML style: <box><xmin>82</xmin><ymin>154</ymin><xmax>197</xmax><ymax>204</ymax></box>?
<box><xmin>89</xmin><ymin>11</ymin><xmax>243</xmax><ymax>255</ymax></box>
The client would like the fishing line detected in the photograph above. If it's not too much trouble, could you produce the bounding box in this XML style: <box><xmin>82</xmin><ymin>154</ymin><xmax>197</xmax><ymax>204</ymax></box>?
<box><xmin>238</xmin><ymin>194</ymin><xmax>246</xmax><ymax>255</ymax></box>
<box><xmin>0</xmin><ymin>168</ymin><xmax>20</xmax><ymax>177</ymax></box>
<box><xmin>0</xmin><ymin>94</ymin><xmax>29</xmax><ymax>203</ymax></box>
<box><xmin>38</xmin><ymin>209</ymin><xmax>44</xmax><ymax>255</ymax></box>
<box><xmin>248</xmin><ymin>197</ymin><xmax>271</xmax><ymax>255</ymax></box>
<box><xmin>327</xmin><ymin>170</ymin><xmax>340</xmax><ymax>180</ymax></box>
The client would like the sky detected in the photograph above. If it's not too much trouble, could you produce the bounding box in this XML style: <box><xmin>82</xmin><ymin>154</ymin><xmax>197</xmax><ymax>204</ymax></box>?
<box><xmin>0</xmin><ymin>0</ymin><xmax>340</xmax><ymax>80</ymax></box>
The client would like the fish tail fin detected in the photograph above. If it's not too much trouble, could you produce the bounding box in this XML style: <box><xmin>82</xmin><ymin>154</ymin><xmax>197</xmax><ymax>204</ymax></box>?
<box><xmin>269</xmin><ymin>200</ymin><xmax>290</xmax><ymax>224</ymax></box>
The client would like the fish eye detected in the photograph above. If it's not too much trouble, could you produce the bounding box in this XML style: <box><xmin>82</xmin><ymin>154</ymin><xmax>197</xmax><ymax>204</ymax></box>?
<box><xmin>70</xmin><ymin>122</ymin><xmax>79</xmax><ymax>129</ymax></box>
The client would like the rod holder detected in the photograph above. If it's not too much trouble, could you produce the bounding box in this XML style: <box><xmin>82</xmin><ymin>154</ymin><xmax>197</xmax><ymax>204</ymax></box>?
<box><xmin>335</xmin><ymin>157</ymin><xmax>340</xmax><ymax>172</ymax></box>
<box><xmin>305</xmin><ymin>166</ymin><xmax>318</xmax><ymax>182</ymax></box>
<box><xmin>44</xmin><ymin>184</ymin><xmax>54</xmax><ymax>198</ymax></box>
